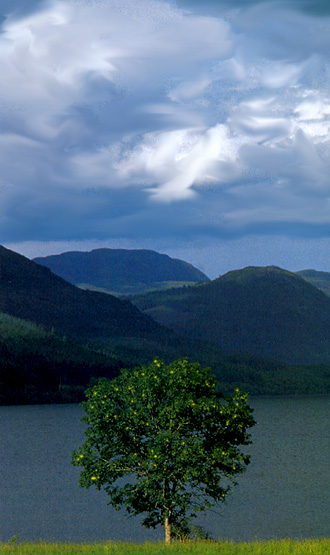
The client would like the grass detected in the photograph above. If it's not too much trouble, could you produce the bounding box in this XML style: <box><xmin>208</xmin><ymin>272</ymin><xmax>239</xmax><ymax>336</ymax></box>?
<box><xmin>1</xmin><ymin>539</ymin><xmax>330</xmax><ymax>555</ymax></box>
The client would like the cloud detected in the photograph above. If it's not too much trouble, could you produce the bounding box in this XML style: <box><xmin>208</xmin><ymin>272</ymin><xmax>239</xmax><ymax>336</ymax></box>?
<box><xmin>1</xmin><ymin>0</ymin><xmax>330</xmax><ymax>245</ymax></box>
<box><xmin>112</xmin><ymin>124</ymin><xmax>243</xmax><ymax>201</ymax></box>
<box><xmin>261</xmin><ymin>56</ymin><xmax>322</xmax><ymax>89</ymax></box>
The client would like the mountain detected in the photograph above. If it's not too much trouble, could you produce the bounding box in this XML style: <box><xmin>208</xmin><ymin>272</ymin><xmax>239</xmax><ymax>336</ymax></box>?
<box><xmin>0</xmin><ymin>245</ymin><xmax>165</xmax><ymax>340</ymax></box>
<box><xmin>2</xmin><ymin>248</ymin><xmax>330</xmax><ymax>399</ymax></box>
<box><xmin>296</xmin><ymin>269</ymin><xmax>330</xmax><ymax>297</ymax></box>
<box><xmin>33</xmin><ymin>248</ymin><xmax>209</xmax><ymax>295</ymax></box>
<box><xmin>132</xmin><ymin>265</ymin><xmax>330</xmax><ymax>364</ymax></box>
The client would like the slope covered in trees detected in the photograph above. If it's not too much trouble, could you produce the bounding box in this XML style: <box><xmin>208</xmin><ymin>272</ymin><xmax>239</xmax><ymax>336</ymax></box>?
<box><xmin>0</xmin><ymin>313</ymin><xmax>123</xmax><ymax>404</ymax></box>
<box><xmin>132</xmin><ymin>266</ymin><xmax>330</xmax><ymax>365</ymax></box>
<box><xmin>0</xmin><ymin>245</ymin><xmax>166</xmax><ymax>340</ymax></box>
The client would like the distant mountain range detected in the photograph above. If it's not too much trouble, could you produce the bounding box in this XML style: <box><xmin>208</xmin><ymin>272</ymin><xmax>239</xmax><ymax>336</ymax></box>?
<box><xmin>33</xmin><ymin>249</ymin><xmax>209</xmax><ymax>296</ymax></box>
<box><xmin>133</xmin><ymin>265</ymin><xmax>330</xmax><ymax>365</ymax></box>
<box><xmin>2</xmin><ymin>244</ymin><xmax>330</xmax><ymax>400</ymax></box>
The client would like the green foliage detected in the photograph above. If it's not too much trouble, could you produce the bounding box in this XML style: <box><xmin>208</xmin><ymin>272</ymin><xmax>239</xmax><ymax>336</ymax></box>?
<box><xmin>0</xmin><ymin>313</ymin><xmax>47</xmax><ymax>338</ymax></box>
<box><xmin>72</xmin><ymin>359</ymin><xmax>255</xmax><ymax>541</ymax></box>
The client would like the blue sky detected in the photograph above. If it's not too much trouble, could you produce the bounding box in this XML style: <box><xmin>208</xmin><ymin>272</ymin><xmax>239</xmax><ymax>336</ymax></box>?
<box><xmin>2</xmin><ymin>0</ymin><xmax>330</xmax><ymax>278</ymax></box>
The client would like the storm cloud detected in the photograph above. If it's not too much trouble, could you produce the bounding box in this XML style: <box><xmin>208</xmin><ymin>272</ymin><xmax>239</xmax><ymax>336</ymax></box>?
<box><xmin>1</xmin><ymin>0</ymin><xmax>330</xmax><ymax>247</ymax></box>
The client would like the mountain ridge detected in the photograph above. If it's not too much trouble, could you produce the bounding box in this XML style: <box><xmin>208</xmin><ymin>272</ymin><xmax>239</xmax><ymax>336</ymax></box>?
<box><xmin>33</xmin><ymin>248</ymin><xmax>209</xmax><ymax>296</ymax></box>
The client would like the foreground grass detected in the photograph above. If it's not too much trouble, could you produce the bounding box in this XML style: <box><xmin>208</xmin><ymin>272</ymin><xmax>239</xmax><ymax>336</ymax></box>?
<box><xmin>1</xmin><ymin>539</ymin><xmax>330</xmax><ymax>555</ymax></box>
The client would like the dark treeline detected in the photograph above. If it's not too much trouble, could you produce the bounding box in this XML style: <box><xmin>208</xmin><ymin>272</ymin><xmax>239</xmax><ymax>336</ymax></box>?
<box><xmin>2</xmin><ymin>335</ymin><xmax>330</xmax><ymax>405</ymax></box>
<box><xmin>2</xmin><ymin>312</ymin><xmax>330</xmax><ymax>405</ymax></box>
<box><xmin>213</xmin><ymin>355</ymin><xmax>330</xmax><ymax>396</ymax></box>
<box><xmin>0</xmin><ymin>314</ymin><xmax>124</xmax><ymax>404</ymax></box>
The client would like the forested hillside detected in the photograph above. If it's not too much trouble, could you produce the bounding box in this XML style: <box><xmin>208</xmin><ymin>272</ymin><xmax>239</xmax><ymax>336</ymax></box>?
<box><xmin>0</xmin><ymin>313</ymin><xmax>123</xmax><ymax>404</ymax></box>
<box><xmin>2</xmin><ymin>245</ymin><xmax>330</xmax><ymax>403</ymax></box>
<box><xmin>133</xmin><ymin>266</ymin><xmax>330</xmax><ymax>365</ymax></box>
<box><xmin>0</xmin><ymin>245</ymin><xmax>165</xmax><ymax>339</ymax></box>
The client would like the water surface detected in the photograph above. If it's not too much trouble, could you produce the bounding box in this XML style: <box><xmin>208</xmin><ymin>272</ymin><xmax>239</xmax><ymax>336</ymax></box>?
<box><xmin>1</xmin><ymin>396</ymin><xmax>330</xmax><ymax>542</ymax></box>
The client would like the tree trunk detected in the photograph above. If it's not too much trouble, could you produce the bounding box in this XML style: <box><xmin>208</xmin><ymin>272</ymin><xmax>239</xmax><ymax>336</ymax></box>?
<box><xmin>165</xmin><ymin>516</ymin><xmax>172</xmax><ymax>543</ymax></box>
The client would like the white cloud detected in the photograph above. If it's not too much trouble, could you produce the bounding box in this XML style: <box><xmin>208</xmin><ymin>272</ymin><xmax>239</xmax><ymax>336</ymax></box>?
<box><xmin>169</xmin><ymin>77</ymin><xmax>212</xmax><ymax>103</ymax></box>
<box><xmin>1</xmin><ymin>0</ymin><xmax>330</xmax><ymax>242</ymax></box>
<box><xmin>229</xmin><ymin>95</ymin><xmax>294</xmax><ymax>142</ymax></box>
<box><xmin>261</xmin><ymin>56</ymin><xmax>322</xmax><ymax>89</ymax></box>
<box><xmin>115</xmin><ymin>124</ymin><xmax>244</xmax><ymax>200</ymax></box>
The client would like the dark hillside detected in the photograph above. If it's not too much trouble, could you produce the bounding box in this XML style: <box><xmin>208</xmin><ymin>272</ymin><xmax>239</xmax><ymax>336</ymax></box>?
<box><xmin>0</xmin><ymin>313</ymin><xmax>123</xmax><ymax>404</ymax></box>
<box><xmin>133</xmin><ymin>266</ymin><xmax>330</xmax><ymax>364</ymax></box>
<box><xmin>2</xmin><ymin>248</ymin><xmax>330</xmax><ymax>399</ymax></box>
<box><xmin>0</xmin><ymin>245</ymin><xmax>164</xmax><ymax>339</ymax></box>
<box><xmin>297</xmin><ymin>269</ymin><xmax>330</xmax><ymax>297</ymax></box>
<box><xmin>33</xmin><ymin>248</ymin><xmax>209</xmax><ymax>295</ymax></box>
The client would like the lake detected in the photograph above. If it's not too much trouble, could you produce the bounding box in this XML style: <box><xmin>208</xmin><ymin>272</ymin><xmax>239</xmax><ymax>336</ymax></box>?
<box><xmin>1</xmin><ymin>396</ymin><xmax>330</xmax><ymax>543</ymax></box>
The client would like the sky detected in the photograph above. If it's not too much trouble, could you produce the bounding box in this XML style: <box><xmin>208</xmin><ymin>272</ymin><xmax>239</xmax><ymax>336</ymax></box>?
<box><xmin>2</xmin><ymin>0</ymin><xmax>330</xmax><ymax>278</ymax></box>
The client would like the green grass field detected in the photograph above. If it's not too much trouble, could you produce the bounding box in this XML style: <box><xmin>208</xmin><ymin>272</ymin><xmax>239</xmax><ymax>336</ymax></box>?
<box><xmin>1</xmin><ymin>539</ymin><xmax>330</xmax><ymax>555</ymax></box>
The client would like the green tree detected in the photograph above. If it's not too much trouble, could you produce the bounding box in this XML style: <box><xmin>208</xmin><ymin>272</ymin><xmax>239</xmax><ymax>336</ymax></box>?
<box><xmin>72</xmin><ymin>358</ymin><xmax>255</xmax><ymax>542</ymax></box>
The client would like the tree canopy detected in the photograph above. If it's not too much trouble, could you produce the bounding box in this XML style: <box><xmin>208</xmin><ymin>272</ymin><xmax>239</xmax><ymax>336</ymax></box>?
<box><xmin>72</xmin><ymin>358</ymin><xmax>255</xmax><ymax>542</ymax></box>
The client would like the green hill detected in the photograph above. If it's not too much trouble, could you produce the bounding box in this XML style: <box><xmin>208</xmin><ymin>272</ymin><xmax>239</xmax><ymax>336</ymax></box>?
<box><xmin>33</xmin><ymin>248</ymin><xmax>209</xmax><ymax>296</ymax></box>
<box><xmin>132</xmin><ymin>265</ymin><xmax>330</xmax><ymax>365</ymax></box>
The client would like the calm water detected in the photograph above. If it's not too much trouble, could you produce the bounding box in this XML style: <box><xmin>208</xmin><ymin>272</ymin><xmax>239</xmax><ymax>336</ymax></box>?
<box><xmin>1</xmin><ymin>396</ymin><xmax>330</xmax><ymax>542</ymax></box>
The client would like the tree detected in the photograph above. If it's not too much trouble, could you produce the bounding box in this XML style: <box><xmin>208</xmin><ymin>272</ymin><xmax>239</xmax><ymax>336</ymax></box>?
<box><xmin>72</xmin><ymin>358</ymin><xmax>255</xmax><ymax>542</ymax></box>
